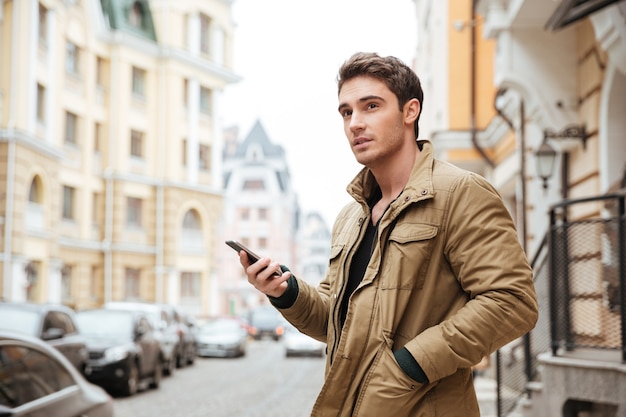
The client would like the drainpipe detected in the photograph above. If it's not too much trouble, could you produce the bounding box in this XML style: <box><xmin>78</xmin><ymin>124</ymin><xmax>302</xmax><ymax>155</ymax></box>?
<box><xmin>471</xmin><ymin>0</ymin><xmax>495</xmax><ymax>168</ymax></box>
<box><xmin>2</xmin><ymin>0</ymin><xmax>20</xmax><ymax>300</ymax></box>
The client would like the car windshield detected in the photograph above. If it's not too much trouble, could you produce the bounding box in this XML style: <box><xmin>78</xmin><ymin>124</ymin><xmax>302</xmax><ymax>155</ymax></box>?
<box><xmin>0</xmin><ymin>308</ymin><xmax>39</xmax><ymax>336</ymax></box>
<box><xmin>199</xmin><ymin>320</ymin><xmax>240</xmax><ymax>336</ymax></box>
<box><xmin>76</xmin><ymin>311</ymin><xmax>133</xmax><ymax>339</ymax></box>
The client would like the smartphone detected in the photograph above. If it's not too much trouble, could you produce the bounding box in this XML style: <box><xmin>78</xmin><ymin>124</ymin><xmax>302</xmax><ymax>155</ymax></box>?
<box><xmin>225</xmin><ymin>240</ymin><xmax>282</xmax><ymax>276</ymax></box>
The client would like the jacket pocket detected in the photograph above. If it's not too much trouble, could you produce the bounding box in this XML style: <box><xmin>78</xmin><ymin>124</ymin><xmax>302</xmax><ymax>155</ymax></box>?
<box><xmin>352</xmin><ymin>342</ymin><xmax>436</xmax><ymax>417</ymax></box>
<box><xmin>382</xmin><ymin>223</ymin><xmax>439</xmax><ymax>290</ymax></box>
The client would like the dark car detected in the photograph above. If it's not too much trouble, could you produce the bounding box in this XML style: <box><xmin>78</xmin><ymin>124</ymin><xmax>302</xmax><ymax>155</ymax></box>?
<box><xmin>0</xmin><ymin>330</ymin><xmax>114</xmax><ymax>417</ymax></box>
<box><xmin>247</xmin><ymin>305</ymin><xmax>285</xmax><ymax>341</ymax></box>
<box><xmin>105</xmin><ymin>301</ymin><xmax>180</xmax><ymax>375</ymax></box>
<box><xmin>76</xmin><ymin>308</ymin><xmax>163</xmax><ymax>396</ymax></box>
<box><xmin>0</xmin><ymin>302</ymin><xmax>88</xmax><ymax>374</ymax></box>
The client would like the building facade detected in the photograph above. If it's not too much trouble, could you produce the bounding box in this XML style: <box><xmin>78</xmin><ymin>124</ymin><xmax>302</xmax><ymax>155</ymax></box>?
<box><xmin>218</xmin><ymin>120</ymin><xmax>310</xmax><ymax>317</ymax></box>
<box><xmin>0</xmin><ymin>0</ymin><xmax>239</xmax><ymax>316</ymax></box>
<box><xmin>416</xmin><ymin>0</ymin><xmax>626</xmax><ymax>415</ymax></box>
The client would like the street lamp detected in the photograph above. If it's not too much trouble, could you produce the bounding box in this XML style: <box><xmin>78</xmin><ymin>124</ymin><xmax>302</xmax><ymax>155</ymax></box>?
<box><xmin>535</xmin><ymin>141</ymin><xmax>557</xmax><ymax>190</ymax></box>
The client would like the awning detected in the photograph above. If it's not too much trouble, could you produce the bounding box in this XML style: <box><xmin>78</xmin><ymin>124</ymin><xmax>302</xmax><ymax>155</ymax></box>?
<box><xmin>545</xmin><ymin>0</ymin><xmax>623</xmax><ymax>30</ymax></box>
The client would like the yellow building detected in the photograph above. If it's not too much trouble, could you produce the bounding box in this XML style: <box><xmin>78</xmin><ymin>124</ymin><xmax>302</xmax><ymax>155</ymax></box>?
<box><xmin>0</xmin><ymin>0</ymin><xmax>240</xmax><ymax>316</ymax></box>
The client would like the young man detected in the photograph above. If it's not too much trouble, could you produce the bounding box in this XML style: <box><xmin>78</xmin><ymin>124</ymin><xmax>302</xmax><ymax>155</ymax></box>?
<box><xmin>238</xmin><ymin>52</ymin><xmax>538</xmax><ymax>417</ymax></box>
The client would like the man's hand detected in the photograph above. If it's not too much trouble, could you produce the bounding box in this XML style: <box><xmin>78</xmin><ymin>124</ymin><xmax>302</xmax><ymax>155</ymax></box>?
<box><xmin>239</xmin><ymin>251</ymin><xmax>290</xmax><ymax>298</ymax></box>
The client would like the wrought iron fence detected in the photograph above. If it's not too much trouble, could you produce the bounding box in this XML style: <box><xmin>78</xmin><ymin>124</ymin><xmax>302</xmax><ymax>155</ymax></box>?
<box><xmin>496</xmin><ymin>192</ymin><xmax>625</xmax><ymax>417</ymax></box>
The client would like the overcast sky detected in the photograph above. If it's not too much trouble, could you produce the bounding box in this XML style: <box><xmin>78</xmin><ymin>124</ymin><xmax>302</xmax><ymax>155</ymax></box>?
<box><xmin>220</xmin><ymin>0</ymin><xmax>418</xmax><ymax>227</ymax></box>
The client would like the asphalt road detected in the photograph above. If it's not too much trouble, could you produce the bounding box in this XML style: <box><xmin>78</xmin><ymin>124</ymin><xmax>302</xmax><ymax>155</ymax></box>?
<box><xmin>112</xmin><ymin>339</ymin><xmax>325</xmax><ymax>417</ymax></box>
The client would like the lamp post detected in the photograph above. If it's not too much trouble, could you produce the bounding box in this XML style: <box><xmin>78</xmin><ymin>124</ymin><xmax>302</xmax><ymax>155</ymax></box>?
<box><xmin>535</xmin><ymin>141</ymin><xmax>557</xmax><ymax>190</ymax></box>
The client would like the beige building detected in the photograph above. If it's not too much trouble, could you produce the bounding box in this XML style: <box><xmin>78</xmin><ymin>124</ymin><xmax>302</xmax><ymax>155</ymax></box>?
<box><xmin>0</xmin><ymin>0</ymin><xmax>240</xmax><ymax>316</ymax></box>
<box><xmin>417</xmin><ymin>0</ymin><xmax>626</xmax><ymax>415</ymax></box>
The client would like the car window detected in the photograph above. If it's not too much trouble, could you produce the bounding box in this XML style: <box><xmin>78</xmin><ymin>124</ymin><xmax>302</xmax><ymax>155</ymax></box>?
<box><xmin>0</xmin><ymin>344</ymin><xmax>75</xmax><ymax>408</ymax></box>
<box><xmin>57</xmin><ymin>312</ymin><xmax>77</xmax><ymax>334</ymax></box>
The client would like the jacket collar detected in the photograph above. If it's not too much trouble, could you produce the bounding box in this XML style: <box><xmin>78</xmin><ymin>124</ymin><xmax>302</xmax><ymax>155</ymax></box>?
<box><xmin>346</xmin><ymin>140</ymin><xmax>436</xmax><ymax>210</ymax></box>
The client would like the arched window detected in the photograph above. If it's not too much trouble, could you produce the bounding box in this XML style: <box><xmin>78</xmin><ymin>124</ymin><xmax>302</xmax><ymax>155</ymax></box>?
<box><xmin>26</xmin><ymin>177</ymin><xmax>45</xmax><ymax>230</ymax></box>
<box><xmin>181</xmin><ymin>209</ymin><xmax>203</xmax><ymax>252</ymax></box>
<box><xmin>29</xmin><ymin>177</ymin><xmax>42</xmax><ymax>203</ymax></box>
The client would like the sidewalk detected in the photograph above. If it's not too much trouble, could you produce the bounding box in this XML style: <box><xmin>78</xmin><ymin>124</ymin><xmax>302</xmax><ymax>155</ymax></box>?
<box><xmin>475</xmin><ymin>376</ymin><xmax>497</xmax><ymax>417</ymax></box>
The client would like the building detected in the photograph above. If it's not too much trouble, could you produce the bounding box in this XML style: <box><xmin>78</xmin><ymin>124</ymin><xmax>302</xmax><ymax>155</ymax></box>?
<box><xmin>0</xmin><ymin>0</ymin><xmax>239</xmax><ymax>317</ymax></box>
<box><xmin>416</xmin><ymin>0</ymin><xmax>626</xmax><ymax>415</ymax></box>
<box><xmin>218</xmin><ymin>120</ymin><xmax>302</xmax><ymax>316</ymax></box>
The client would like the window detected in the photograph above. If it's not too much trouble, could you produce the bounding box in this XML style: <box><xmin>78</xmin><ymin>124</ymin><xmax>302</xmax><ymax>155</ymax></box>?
<box><xmin>62</xmin><ymin>186</ymin><xmax>75</xmax><ymax>220</ymax></box>
<box><xmin>36</xmin><ymin>84</ymin><xmax>45</xmax><ymax>123</ymax></box>
<box><xmin>258</xmin><ymin>208</ymin><xmax>268</xmax><ymax>220</ymax></box>
<box><xmin>259</xmin><ymin>237</ymin><xmax>267</xmax><ymax>249</ymax></box>
<box><xmin>124</xmin><ymin>268</ymin><xmax>141</xmax><ymax>299</ymax></box>
<box><xmin>65</xmin><ymin>41</ymin><xmax>79</xmax><ymax>75</ymax></box>
<box><xmin>96</xmin><ymin>57</ymin><xmax>107</xmax><ymax>87</ymax></box>
<box><xmin>180</xmin><ymin>271</ymin><xmax>200</xmax><ymax>298</ymax></box>
<box><xmin>132</xmin><ymin>66</ymin><xmax>146</xmax><ymax>97</ymax></box>
<box><xmin>130</xmin><ymin>130</ymin><xmax>144</xmax><ymax>158</ymax></box>
<box><xmin>92</xmin><ymin>192</ymin><xmax>100</xmax><ymax>224</ymax></box>
<box><xmin>127</xmin><ymin>197</ymin><xmax>142</xmax><ymax>227</ymax></box>
<box><xmin>181</xmin><ymin>139</ymin><xmax>187</xmax><ymax>166</ymax></box>
<box><xmin>182</xmin><ymin>209</ymin><xmax>203</xmax><ymax>250</ymax></box>
<box><xmin>199</xmin><ymin>144</ymin><xmax>210</xmax><ymax>170</ymax></box>
<box><xmin>183</xmin><ymin>210</ymin><xmax>201</xmax><ymax>230</ymax></box>
<box><xmin>240</xmin><ymin>207</ymin><xmax>250</xmax><ymax>220</ymax></box>
<box><xmin>243</xmin><ymin>180</ymin><xmax>265</xmax><ymax>190</ymax></box>
<box><xmin>64</xmin><ymin>112</ymin><xmax>78</xmax><ymax>145</ymax></box>
<box><xmin>38</xmin><ymin>4</ymin><xmax>48</xmax><ymax>47</ymax></box>
<box><xmin>61</xmin><ymin>266</ymin><xmax>72</xmax><ymax>301</ymax></box>
<box><xmin>94</xmin><ymin>122</ymin><xmax>102</xmax><ymax>153</ymax></box>
<box><xmin>0</xmin><ymin>345</ymin><xmax>75</xmax><ymax>408</ymax></box>
<box><xmin>128</xmin><ymin>1</ymin><xmax>144</xmax><ymax>28</ymax></box>
<box><xmin>199</xmin><ymin>14</ymin><xmax>211</xmax><ymax>55</ymax></box>
<box><xmin>199</xmin><ymin>86</ymin><xmax>211</xmax><ymax>115</ymax></box>
<box><xmin>29</xmin><ymin>177</ymin><xmax>42</xmax><ymax>204</ymax></box>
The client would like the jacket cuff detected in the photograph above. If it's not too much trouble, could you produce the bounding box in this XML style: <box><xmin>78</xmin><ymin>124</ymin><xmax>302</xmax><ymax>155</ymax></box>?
<box><xmin>267</xmin><ymin>274</ymin><xmax>299</xmax><ymax>309</ymax></box>
<box><xmin>394</xmin><ymin>347</ymin><xmax>429</xmax><ymax>383</ymax></box>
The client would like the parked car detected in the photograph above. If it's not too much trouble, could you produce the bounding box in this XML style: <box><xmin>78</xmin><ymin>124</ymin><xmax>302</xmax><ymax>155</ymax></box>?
<box><xmin>76</xmin><ymin>308</ymin><xmax>163</xmax><ymax>397</ymax></box>
<box><xmin>0</xmin><ymin>330</ymin><xmax>114</xmax><ymax>417</ymax></box>
<box><xmin>247</xmin><ymin>305</ymin><xmax>285</xmax><ymax>341</ymax></box>
<box><xmin>164</xmin><ymin>304</ymin><xmax>197</xmax><ymax>366</ymax></box>
<box><xmin>105</xmin><ymin>301</ymin><xmax>180</xmax><ymax>375</ymax></box>
<box><xmin>196</xmin><ymin>317</ymin><xmax>248</xmax><ymax>358</ymax></box>
<box><xmin>0</xmin><ymin>302</ymin><xmax>88</xmax><ymax>374</ymax></box>
<box><xmin>282</xmin><ymin>322</ymin><xmax>325</xmax><ymax>358</ymax></box>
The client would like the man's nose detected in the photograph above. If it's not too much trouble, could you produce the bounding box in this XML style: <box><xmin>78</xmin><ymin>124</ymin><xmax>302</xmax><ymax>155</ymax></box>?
<box><xmin>349</xmin><ymin>111</ymin><xmax>365</xmax><ymax>132</ymax></box>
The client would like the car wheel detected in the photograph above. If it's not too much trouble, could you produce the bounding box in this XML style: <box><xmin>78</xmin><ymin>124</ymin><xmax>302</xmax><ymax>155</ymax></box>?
<box><xmin>163</xmin><ymin>357</ymin><xmax>175</xmax><ymax>376</ymax></box>
<box><xmin>123</xmin><ymin>362</ymin><xmax>139</xmax><ymax>396</ymax></box>
<box><xmin>149</xmin><ymin>358</ymin><xmax>162</xmax><ymax>389</ymax></box>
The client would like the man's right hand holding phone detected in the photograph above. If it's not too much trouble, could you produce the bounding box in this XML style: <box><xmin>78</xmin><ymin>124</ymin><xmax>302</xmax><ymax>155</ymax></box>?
<box><xmin>239</xmin><ymin>251</ymin><xmax>290</xmax><ymax>298</ymax></box>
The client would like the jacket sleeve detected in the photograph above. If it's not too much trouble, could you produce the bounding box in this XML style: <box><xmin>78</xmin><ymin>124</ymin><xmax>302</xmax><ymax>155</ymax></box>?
<box><xmin>405</xmin><ymin>173</ymin><xmax>539</xmax><ymax>382</ymax></box>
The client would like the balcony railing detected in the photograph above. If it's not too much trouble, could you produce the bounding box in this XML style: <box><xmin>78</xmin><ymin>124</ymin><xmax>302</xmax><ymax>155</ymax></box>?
<box><xmin>496</xmin><ymin>192</ymin><xmax>625</xmax><ymax>416</ymax></box>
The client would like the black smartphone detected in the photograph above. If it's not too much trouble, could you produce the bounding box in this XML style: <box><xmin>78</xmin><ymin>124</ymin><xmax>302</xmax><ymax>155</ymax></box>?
<box><xmin>225</xmin><ymin>240</ymin><xmax>282</xmax><ymax>276</ymax></box>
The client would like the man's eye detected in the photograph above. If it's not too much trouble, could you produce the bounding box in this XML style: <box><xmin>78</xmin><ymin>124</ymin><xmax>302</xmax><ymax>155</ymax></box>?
<box><xmin>367</xmin><ymin>103</ymin><xmax>378</xmax><ymax>110</ymax></box>
<box><xmin>340</xmin><ymin>110</ymin><xmax>352</xmax><ymax>117</ymax></box>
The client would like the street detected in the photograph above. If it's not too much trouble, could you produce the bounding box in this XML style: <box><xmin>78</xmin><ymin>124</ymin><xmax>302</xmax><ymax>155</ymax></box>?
<box><xmin>112</xmin><ymin>339</ymin><xmax>497</xmax><ymax>417</ymax></box>
<box><xmin>113</xmin><ymin>340</ymin><xmax>325</xmax><ymax>417</ymax></box>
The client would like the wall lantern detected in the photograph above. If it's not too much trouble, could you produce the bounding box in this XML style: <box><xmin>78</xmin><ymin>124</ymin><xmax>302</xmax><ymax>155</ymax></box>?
<box><xmin>535</xmin><ymin>124</ymin><xmax>587</xmax><ymax>189</ymax></box>
<box><xmin>535</xmin><ymin>141</ymin><xmax>558</xmax><ymax>189</ymax></box>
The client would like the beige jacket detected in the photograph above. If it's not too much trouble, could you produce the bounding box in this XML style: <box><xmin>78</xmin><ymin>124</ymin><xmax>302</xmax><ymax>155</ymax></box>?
<box><xmin>280</xmin><ymin>141</ymin><xmax>538</xmax><ymax>417</ymax></box>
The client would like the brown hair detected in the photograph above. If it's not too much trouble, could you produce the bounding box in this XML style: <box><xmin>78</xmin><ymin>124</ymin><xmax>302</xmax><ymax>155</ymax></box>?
<box><xmin>337</xmin><ymin>52</ymin><xmax>424</xmax><ymax>139</ymax></box>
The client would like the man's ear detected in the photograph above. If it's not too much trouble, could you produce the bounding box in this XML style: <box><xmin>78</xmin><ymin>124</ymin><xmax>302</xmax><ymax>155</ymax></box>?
<box><xmin>404</xmin><ymin>99</ymin><xmax>421</xmax><ymax>125</ymax></box>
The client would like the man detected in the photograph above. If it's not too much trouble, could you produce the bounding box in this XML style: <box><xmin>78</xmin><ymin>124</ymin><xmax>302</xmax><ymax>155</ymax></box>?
<box><xmin>238</xmin><ymin>52</ymin><xmax>538</xmax><ymax>417</ymax></box>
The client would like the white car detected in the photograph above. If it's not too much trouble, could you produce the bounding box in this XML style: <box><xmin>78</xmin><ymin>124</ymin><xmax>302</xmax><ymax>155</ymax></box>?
<box><xmin>283</xmin><ymin>323</ymin><xmax>325</xmax><ymax>358</ymax></box>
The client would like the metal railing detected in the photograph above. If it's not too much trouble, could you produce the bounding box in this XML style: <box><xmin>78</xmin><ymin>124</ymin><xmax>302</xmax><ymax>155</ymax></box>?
<box><xmin>496</xmin><ymin>192</ymin><xmax>625</xmax><ymax>416</ymax></box>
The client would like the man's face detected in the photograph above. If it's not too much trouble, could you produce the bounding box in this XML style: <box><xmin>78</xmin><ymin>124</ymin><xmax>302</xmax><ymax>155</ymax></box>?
<box><xmin>337</xmin><ymin>76</ymin><xmax>408</xmax><ymax>169</ymax></box>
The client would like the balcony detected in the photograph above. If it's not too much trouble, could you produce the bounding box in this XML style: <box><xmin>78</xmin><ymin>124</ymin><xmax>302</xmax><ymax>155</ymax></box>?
<box><xmin>497</xmin><ymin>192</ymin><xmax>625</xmax><ymax>416</ymax></box>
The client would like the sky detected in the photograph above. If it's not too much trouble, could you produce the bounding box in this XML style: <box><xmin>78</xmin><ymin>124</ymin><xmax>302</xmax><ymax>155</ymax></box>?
<box><xmin>220</xmin><ymin>0</ymin><xmax>418</xmax><ymax>227</ymax></box>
